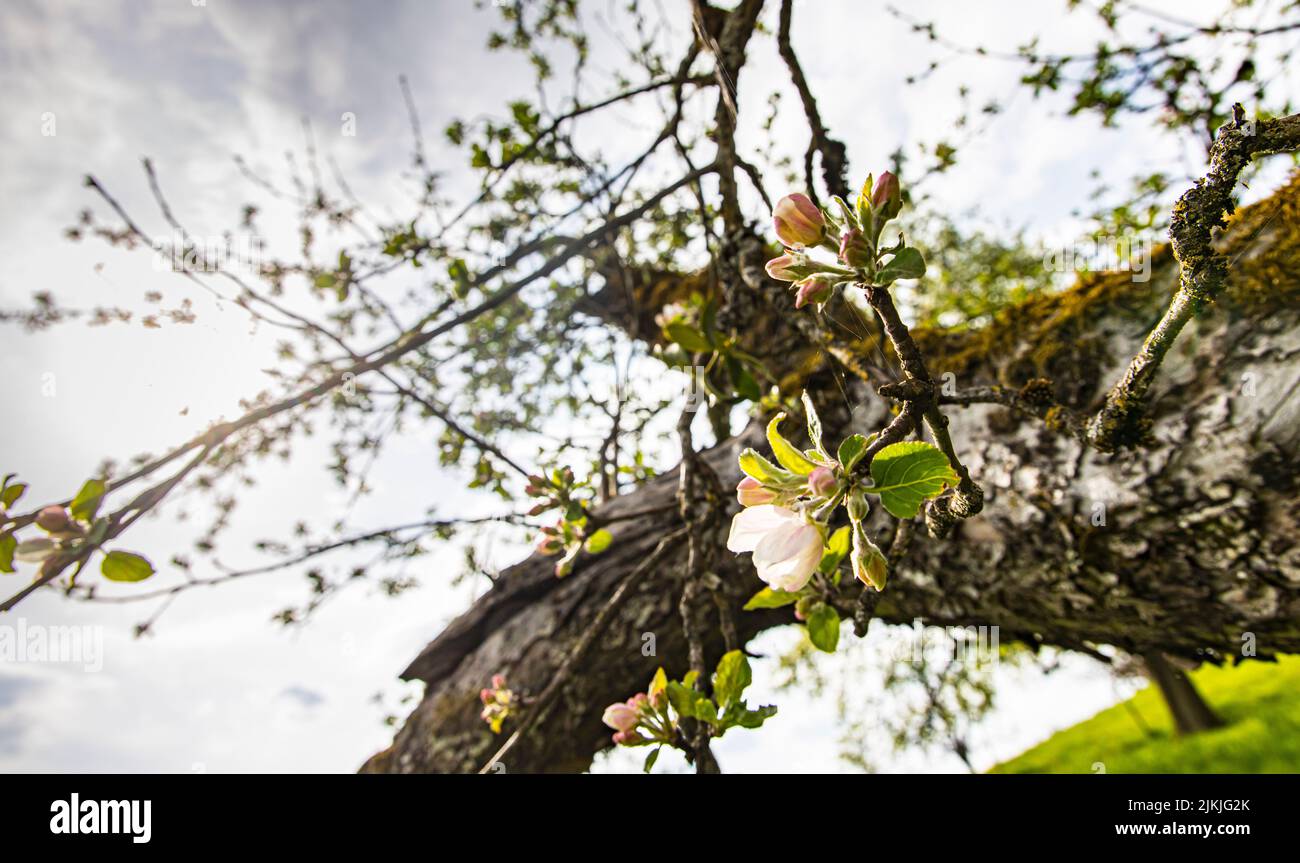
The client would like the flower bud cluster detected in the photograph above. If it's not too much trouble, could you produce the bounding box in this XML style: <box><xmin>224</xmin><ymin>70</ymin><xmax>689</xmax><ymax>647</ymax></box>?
<box><xmin>764</xmin><ymin>171</ymin><xmax>910</xmax><ymax>309</ymax></box>
<box><xmin>12</xmin><ymin>504</ymin><xmax>87</xmax><ymax>567</ymax></box>
<box><xmin>525</xmin><ymin>468</ymin><xmax>612</xmax><ymax>577</ymax></box>
<box><xmin>728</xmin><ymin>409</ymin><xmax>848</xmax><ymax>593</ymax></box>
<box><xmin>603</xmin><ymin>675</ymin><xmax>672</xmax><ymax>747</ymax></box>
<box><xmin>479</xmin><ymin>674</ymin><xmax>515</xmax><ymax>734</ymax></box>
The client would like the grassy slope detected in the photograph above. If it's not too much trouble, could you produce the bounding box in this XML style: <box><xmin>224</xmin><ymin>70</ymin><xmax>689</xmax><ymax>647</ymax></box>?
<box><xmin>990</xmin><ymin>655</ymin><xmax>1300</xmax><ymax>773</ymax></box>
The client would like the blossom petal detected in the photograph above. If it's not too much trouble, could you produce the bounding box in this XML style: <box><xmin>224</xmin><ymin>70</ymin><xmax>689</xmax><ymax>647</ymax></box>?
<box><xmin>751</xmin><ymin>519</ymin><xmax>808</xmax><ymax>567</ymax></box>
<box><xmin>726</xmin><ymin>505</ymin><xmax>797</xmax><ymax>553</ymax></box>
<box><xmin>754</xmin><ymin>524</ymin><xmax>822</xmax><ymax>592</ymax></box>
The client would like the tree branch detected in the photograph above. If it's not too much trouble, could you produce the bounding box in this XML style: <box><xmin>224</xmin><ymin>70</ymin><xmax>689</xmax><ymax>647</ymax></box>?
<box><xmin>1087</xmin><ymin>107</ymin><xmax>1300</xmax><ymax>451</ymax></box>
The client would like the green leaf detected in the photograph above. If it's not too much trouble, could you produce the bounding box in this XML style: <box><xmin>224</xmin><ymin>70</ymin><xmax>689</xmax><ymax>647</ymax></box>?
<box><xmin>727</xmin><ymin>356</ymin><xmax>761</xmax><ymax>402</ymax></box>
<box><xmin>875</xmin><ymin>247</ymin><xmax>926</xmax><ymax>285</ymax></box>
<box><xmin>736</xmin><ymin>705</ymin><xmax>777</xmax><ymax>729</ymax></box>
<box><xmin>70</xmin><ymin>479</ymin><xmax>106</xmax><ymax>523</ymax></box>
<box><xmin>0</xmin><ymin>479</ymin><xmax>26</xmax><ymax>510</ymax></box>
<box><xmin>643</xmin><ymin>747</ymin><xmax>661</xmax><ymax>773</ymax></box>
<box><xmin>583</xmin><ymin>528</ymin><xmax>612</xmax><ymax>554</ymax></box>
<box><xmin>737</xmin><ymin>449</ymin><xmax>799</xmax><ymax>486</ymax></box>
<box><xmin>733</xmin><ymin>366</ymin><xmax>761</xmax><ymax>402</ymax></box>
<box><xmin>806</xmin><ymin>603</ymin><xmax>840</xmax><ymax>653</ymax></box>
<box><xmin>837</xmin><ymin>434</ymin><xmax>873</xmax><ymax>472</ymax></box>
<box><xmin>0</xmin><ymin>532</ymin><xmax>15</xmax><ymax>573</ymax></box>
<box><xmin>817</xmin><ymin>525</ymin><xmax>852</xmax><ymax>576</ymax></box>
<box><xmin>665</xmin><ymin>681</ymin><xmax>699</xmax><ymax>719</ymax></box>
<box><xmin>663</xmin><ymin>322</ymin><xmax>712</xmax><ymax>353</ymax></box>
<box><xmin>100</xmin><ymin>550</ymin><xmax>155</xmax><ymax>583</ymax></box>
<box><xmin>743</xmin><ymin>586</ymin><xmax>800</xmax><ymax>611</ymax></box>
<box><xmin>667</xmin><ymin>676</ymin><xmax>719</xmax><ymax>725</ymax></box>
<box><xmin>313</xmin><ymin>272</ymin><xmax>337</xmax><ymax>289</ymax></box>
<box><xmin>800</xmin><ymin>391</ymin><xmax>829</xmax><ymax>459</ymax></box>
<box><xmin>766</xmin><ymin>414</ymin><xmax>819</xmax><ymax>476</ymax></box>
<box><xmin>712</xmin><ymin>650</ymin><xmax>751</xmax><ymax>710</ymax></box>
<box><xmin>447</xmin><ymin>258</ymin><xmax>472</xmax><ymax>299</ymax></box>
<box><xmin>866</xmin><ymin>441</ymin><xmax>959</xmax><ymax>519</ymax></box>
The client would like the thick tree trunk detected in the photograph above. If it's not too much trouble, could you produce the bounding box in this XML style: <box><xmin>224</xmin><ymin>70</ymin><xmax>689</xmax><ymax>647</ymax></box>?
<box><xmin>361</xmin><ymin>179</ymin><xmax>1300</xmax><ymax>774</ymax></box>
<box><xmin>1143</xmin><ymin>653</ymin><xmax>1223</xmax><ymax>735</ymax></box>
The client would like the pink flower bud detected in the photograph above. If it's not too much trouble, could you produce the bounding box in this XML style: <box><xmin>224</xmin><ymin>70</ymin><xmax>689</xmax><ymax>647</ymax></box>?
<box><xmin>794</xmin><ymin>596</ymin><xmax>817</xmax><ymax>622</ymax></box>
<box><xmin>492</xmin><ymin>674</ymin><xmax>507</xmax><ymax>690</ymax></box>
<box><xmin>480</xmin><ymin>688</ymin><xmax>494</xmax><ymax>704</ymax></box>
<box><xmin>629</xmin><ymin>693</ymin><xmax>648</xmax><ymax>709</ymax></box>
<box><xmin>765</xmin><ymin>253</ymin><xmax>800</xmax><ymax>281</ymax></box>
<box><xmin>736</xmin><ymin>476</ymin><xmax>777</xmax><ymax>507</ymax></box>
<box><xmin>794</xmin><ymin>275</ymin><xmax>835</xmax><ymax>309</ymax></box>
<box><xmin>602</xmin><ymin>702</ymin><xmax>639</xmax><ymax>733</ymax></box>
<box><xmin>535</xmin><ymin>533</ymin><xmax>562</xmax><ymax>556</ymax></box>
<box><xmin>772</xmin><ymin>193</ymin><xmax>825</xmax><ymax>248</ymax></box>
<box><xmin>838</xmin><ymin>229</ymin><xmax>873</xmax><ymax>269</ymax></box>
<box><xmin>871</xmin><ymin>171</ymin><xmax>902</xmax><ymax>219</ymax></box>
<box><xmin>807</xmin><ymin>466</ymin><xmax>837</xmax><ymax>497</ymax></box>
<box><xmin>612</xmin><ymin>729</ymin><xmax>639</xmax><ymax>745</ymax></box>
<box><xmin>35</xmin><ymin>505</ymin><xmax>71</xmax><ymax>533</ymax></box>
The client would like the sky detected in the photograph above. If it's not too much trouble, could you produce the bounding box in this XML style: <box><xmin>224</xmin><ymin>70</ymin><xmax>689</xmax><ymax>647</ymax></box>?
<box><xmin>0</xmin><ymin>0</ymin><xmax>1294</xmax><ymax>774</ymax></box>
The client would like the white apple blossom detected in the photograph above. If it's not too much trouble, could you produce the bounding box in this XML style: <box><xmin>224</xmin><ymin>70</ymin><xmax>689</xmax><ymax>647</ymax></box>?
<box><xmin>726</xmin><ymin>505</ymin><xmax>823</xmax><ymax>592</ymax></box>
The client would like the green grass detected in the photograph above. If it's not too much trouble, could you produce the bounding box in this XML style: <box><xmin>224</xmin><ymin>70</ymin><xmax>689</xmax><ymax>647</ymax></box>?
<box><xmin>990</xmin><ymin>655</ymin><xmax>1300</xmax><ymax>773</ymax></box>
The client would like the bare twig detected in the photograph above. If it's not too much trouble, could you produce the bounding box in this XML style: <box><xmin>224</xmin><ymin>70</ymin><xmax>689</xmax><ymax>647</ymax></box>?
<box><xmin>776</xmin><ymin>0</ymin><xmax>849</xmax><ymax>201</ymax></box>
<box><xmin>2</xmin><ymin>165</ymin><xmax>716</xmax><ymax>612</ymax></box>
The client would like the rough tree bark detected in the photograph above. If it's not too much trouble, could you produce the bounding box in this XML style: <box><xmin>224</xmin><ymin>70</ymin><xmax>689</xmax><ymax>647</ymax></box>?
<box><xmin>361</xmin><ymin>176</ymin><xmax>1300</xmax><ymax>774</ymax></box>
